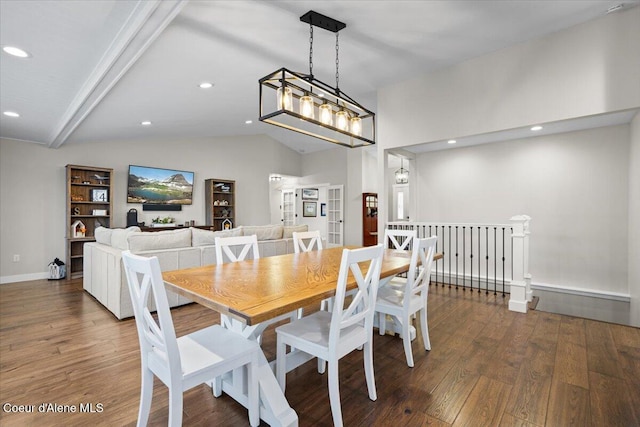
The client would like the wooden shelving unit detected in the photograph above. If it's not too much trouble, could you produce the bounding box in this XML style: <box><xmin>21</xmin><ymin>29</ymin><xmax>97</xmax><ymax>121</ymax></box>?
<box><xmin>66</xmin><ymin>164</ymin><xmax>113</xmax><ymax>279</ymax></box>
<box><xmin>205</xmin><ymin>179</ymin><xmax>236</xmax><ymax>231</ymax></box>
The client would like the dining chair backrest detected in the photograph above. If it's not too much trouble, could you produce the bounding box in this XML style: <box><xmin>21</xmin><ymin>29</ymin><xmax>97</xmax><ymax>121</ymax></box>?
<box><xmin>404</xmin><ymin>236</ymin><xmax>438</xmax><ymax>309</ymax></box>
<box><xmin>329</xmin><ymin>244</ymin><xmax>384</xmax><ymax>349</ymax></box>
<box><xmin>215</xmin><ymin>234</ymin><xmax>260</xmax><ymax>265</ymax></box>
<box><xmin>292</xmin><ymin>230</ymin><xmax>323</xmax><ymax>253</ymax></box>
<box><xmin>384</xmin><ymin>228</ymin><xmax>417</xmax><ymax>251</ymax></box>
<box><xmin>122</xmin><ymin>250</ymin><xmax>261</xmax><ymax>426</ymax></box>
<box><xmin>122</xmin><ymin>251</ymin><xmax>181</xmax><ymax>383</ymax></box>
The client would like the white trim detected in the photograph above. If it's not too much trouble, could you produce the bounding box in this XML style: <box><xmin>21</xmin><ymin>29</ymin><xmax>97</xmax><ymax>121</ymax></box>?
<box><xmin>531</xmin><ymin>282</ymin><xmax>630</xmax><ymax>302</ymax></box>
<box><xmin>1</xmin><ymin>272</ymin><xmax>49</xmax><ymax>284</ymax></box>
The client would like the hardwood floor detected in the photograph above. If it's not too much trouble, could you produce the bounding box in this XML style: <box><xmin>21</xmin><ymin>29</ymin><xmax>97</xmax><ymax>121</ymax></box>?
<box><xmin>1</xmin><ymin>279</ymin><xmax>638</xmax><ymax>426</ymax></box>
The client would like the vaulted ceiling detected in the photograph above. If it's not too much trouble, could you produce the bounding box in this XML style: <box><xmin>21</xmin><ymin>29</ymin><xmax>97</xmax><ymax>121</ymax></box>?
<box><xmin>1</xmin><ymin>0</ymin><xmax>637</xmax><ymax>154</ymax></box>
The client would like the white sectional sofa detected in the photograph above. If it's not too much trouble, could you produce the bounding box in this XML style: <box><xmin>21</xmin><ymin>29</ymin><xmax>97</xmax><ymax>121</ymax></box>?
<box><xmin>83</xmin><ymin>224</ymin><xmax>309</xmax><ymax>319</ymax></box>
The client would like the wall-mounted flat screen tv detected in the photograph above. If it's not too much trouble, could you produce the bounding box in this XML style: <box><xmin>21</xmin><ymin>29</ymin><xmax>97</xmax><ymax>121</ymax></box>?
<box><xmin>127</xmin><ymin>165</ymin><xmax>194</xmax><ymax>205</ymax></box>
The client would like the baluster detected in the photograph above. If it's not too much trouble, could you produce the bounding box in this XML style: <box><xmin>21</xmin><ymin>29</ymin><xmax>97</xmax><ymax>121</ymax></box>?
<box><xmin>477</xmin><ymin>227</ymin><xmax>481</xmax><ymax>293</ymax></box>
<box><xmin>455</xmin><ymin>226</ymin><xmax>459</xmax><ymax>290</ymax></box>
<box><xmin>494</xmin><ymin>227</ymin><xmax>497</xmax><ymax>296</ymax></box>
<box><xmin>462</xmin><ymin>228</ymin><xmax>466</xmax><ymax>290</ymax></box>
<box><xmin>469</xmin><ymin>226</ymin><xmax>473</xmax><ymax>292</ymax></box>
<box><xmin>485</xmin><ymin>226</ymin><xmax>489</xmax><ymax>295</ymax></box>
<box><xmin>441</xmin><ymin>225</ymin><xmax>445</xmax><ymax>287</ymax></box>
<box><xmin>434</xmin><ymin>225</ymin><xmax>439</xmax><ymax>285</ymax></box>
<box><xmin>448</xmin><ymin>226</ymin><xmax>452</xmax><ymax>288</ymax></box>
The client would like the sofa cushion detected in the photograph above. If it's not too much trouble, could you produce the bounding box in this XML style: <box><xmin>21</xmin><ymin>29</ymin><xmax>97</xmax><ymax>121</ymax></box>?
<box><xmin>283</xmin><ymin>224</ymin><xmax>308</xmax><ymax>239</ymax></box>
<box><xmin>111</xmin><ymin>226</ymin><xmax>141</xmax><ymax>250</ymax></box>
<box><xmin>191</xmin><ymin>227</ymin><xmax>242</xmax><ymax>247</ymax></box>
<box><xmin>94</xmin><ymin>226</ymin><xmax>113</xmax><ymax>246</ymax></box>
<box><xmin>240</xmin><ymin>224</ymin><xmax>283</xmax><ymax>241</ymax></box>
<box><xmin>128</xmin><ymin>228</ymin><xmax>192</xmax><ymax>253</ymax></box>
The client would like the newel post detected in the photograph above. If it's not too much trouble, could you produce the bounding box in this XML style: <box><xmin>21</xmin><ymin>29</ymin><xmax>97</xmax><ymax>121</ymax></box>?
<box><xmin>509</xmin><ymin>215</ymin><xmax>532</xmax><ymax>313</ymax></box>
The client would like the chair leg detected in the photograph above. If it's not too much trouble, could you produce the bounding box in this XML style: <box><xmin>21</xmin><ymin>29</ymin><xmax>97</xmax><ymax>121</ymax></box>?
<box><xmin>167</xmin><ymin>386</ymin><xmax>183</xmax><ymax>427</ymax></box>
<box><xmin>402</xmin><ymin>317</ymin><xmax>415</xmax><ymax>367</ymax></box>
<box><xmin>276</xmin><ymin>337</ymin><xmax>287</xmax><ymax>392</ymax></box>
<box><xmin>317</xmin><ymin>358</ymin><xmax>326</xmax><ymax>374</ymax></box>
<box><xmin>212</xmin><ymin>376</ymin><xmax>222</xmax><ymax>397</ymax></box>
<box><xmin>327</xmin><ymin>361</ymin><xmax>343</xmax><ymax>427</ymax></box>
<box><xmin>420</xmin><ymin>308</ymin><xmax>431</xmax><ymax>351</ymax></box>
<box><xmin>378</xmin><ymin>312</ymin><xmax>386</xmax><ymax>335</ymax></box>
<box><xmin>137</xmin><ymin>367</ymin><xmax>153</xmax><ymax>427</ymax></box>
<box><xmin>247</xmin><ymin>355</ymin><xmax>259</xmax><ymax>427</ymax></box>
<box><xmin>363</xmin><ymin>340</ymin><xmax>377</xmax><ymax>401</ymax></box>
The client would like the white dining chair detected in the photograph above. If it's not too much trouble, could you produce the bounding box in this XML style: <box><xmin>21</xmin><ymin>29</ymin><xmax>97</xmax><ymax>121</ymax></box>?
<box><xmin>383</xmin><ymin>228</ymin><xmax>417</xmax><ymax>251</ymax></box>
<box><xmin>215</xmin><ymin>233</ymin><xmax>297</xmax><ymax>336</ymax></box>
<box><xmin>292</xmin><ymin>230</ymin><xmax>323</xmax><ymax>253</ymax></box>
<box><xmin>275</xmin><ymin>244</ymin><xmax>384</xmax><ymax>427</ymax></box>
<box><xmin>214</xmin><ymin>234</ymin><xmax>260</xmax><ymax>265</ymax></box>
<box><xmin>292</xmin><ymin>230</ymin><xmax>326</xmax><ymax>315</ymax></box>
<box><xmin>122</xmin><ymin>250</ymin><xmax>260</xmax><ymax>427</ymax></box>
<box><xmin>381</xmin><ymin>228</ymin><xmax>418</xmax><ymax>292</ymax></box>
<box><xmin>375</xmin><ymin>236</ymin><xmax>437</xmax><ymax>367</ymax></box>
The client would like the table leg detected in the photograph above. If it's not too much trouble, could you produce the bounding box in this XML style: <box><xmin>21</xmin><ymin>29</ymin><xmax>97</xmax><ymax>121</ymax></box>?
<box><xmin>213</xmin><ymin>314</ymin><xmax>298</xmax><ymax>426</ymax></box>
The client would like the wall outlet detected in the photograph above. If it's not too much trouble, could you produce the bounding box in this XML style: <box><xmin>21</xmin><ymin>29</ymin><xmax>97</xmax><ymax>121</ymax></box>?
<box><xmin>13</xmin><ymin>254</ymin><xmax>20</xmax><ymax>262</ymax></box>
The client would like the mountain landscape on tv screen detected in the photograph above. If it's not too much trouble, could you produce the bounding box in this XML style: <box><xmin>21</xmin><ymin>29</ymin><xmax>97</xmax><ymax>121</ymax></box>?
<box><xmin>127</xmin><ymin>172</ymin><xmax>193</xmax><ymax>204</ymax></box>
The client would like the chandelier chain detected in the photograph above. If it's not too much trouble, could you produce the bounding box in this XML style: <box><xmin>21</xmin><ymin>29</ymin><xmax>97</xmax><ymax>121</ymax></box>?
<box><xmin>335</xmin><ymin>32</ymin><xmax>340</xmax><ymax>91</ymax></box>
<box><xmin>309</xmin><ymin>24</ymin><xmax>314</xmax><ymax>78</ymax></box>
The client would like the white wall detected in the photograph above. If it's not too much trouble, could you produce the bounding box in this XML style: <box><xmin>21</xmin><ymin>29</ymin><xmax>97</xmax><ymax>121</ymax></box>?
<box><xmin>378</xmin><ymin>7</ymin><xmax>640</xmax><ymax>150</ymax></box>
<box><xmin>415</xmin><ymin>125</ymin><xmax>630</xmax><ymax>295</ymax></box>
<box><xmin>0</xmin><ymin>135</ymin><xmax>301</xmax><ymax>282</ymax></box>
<box><xmin>629</xmin><ymin>113</ymin><xmax>640</xmax><ymax>327</ymax></box>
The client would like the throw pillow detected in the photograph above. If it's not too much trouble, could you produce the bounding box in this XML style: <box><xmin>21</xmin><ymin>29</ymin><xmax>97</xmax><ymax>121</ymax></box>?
<box><xmin>191</xmin><ymin>227</ymin><xmax>241</xmax><ymax>247</ymax></box>
<box><xmin>128</xmin><ymin>228</ymin><xmax>192</xmax><ymax>253</ymax></box>
<box><xmin>111</xmin><ymin>226</ymin><xmax>141</xmax><ymax>250</ymax></box>
<box><xmin>94</xmin><ymin>226</ymin><xmax>113</xmax><ymax>246</ymax></box>
<box><xmin>283</xmin><ymin>224</ymin><xmax>308</xmax><ymax>239</ymax></box>
<box><xmin>239</xmin><ymin>225</ymin><xmax>284</xmax><ymax>241</ymax></box>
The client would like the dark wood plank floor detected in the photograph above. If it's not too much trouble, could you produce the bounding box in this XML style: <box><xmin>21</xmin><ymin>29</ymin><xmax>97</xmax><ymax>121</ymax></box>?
<box><xmin>1</xmin><ymin>279</ymin><xmax>638</xmax><ymax>426</ymax></box>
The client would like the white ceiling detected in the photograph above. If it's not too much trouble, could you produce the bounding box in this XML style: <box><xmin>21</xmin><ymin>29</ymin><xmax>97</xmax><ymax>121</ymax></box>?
<box><xmin>1</xmin><ymin>0</ymin><xmax>638</xmax><ymax>154</ymax></box>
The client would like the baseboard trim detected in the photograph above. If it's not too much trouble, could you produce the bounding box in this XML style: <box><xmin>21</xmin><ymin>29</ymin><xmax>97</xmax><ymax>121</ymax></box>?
<box><xmin>531</xmin><ymin>282</ymin><xmax>630</xmax><ymax>302</ymax></box>
<box><xmin>0</xmin><ymin>272</ymin><xmax>49</xmax><ymax>284</ymax></box>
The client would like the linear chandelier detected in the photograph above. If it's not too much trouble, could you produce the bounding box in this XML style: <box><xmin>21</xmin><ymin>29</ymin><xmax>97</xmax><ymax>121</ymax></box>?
<box><xmin>259</xmin><ymin>10</ymin><xmax>376</xmax><ymax>148</ymax></box>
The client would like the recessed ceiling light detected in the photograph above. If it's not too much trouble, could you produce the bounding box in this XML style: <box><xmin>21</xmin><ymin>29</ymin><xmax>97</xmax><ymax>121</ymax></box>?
<box><xmin>141</xmin><ymin>121</ymin><xmax>152</xmax><ymax>126</ymax></box>
<box><xmin>531</xmin><ymin>125</ymin><xmax>543</xmax><ymax>131</ymax></box>
<box><xmin>199</xmin><ymin>82</ymin><xmax>214</xmax><ymax>89</ymax></box>
<box><xmin>3</xmin><ymin>111</ymin><xmax>20</xmax><ymax>118</ymax></box>
<box><xmin>447</xmin><ymin>139</ymin><xmax>456</xmax><ymax>144</ymax></box>
<box><xmin>2</xmin><ymin>46</ymin><xmax>31</xmax><ymax>58</ymax></box>
<box><xmin>245</xmin><ymin>120</ymin><xmax>253</xmax><ymax>124</ymax></box>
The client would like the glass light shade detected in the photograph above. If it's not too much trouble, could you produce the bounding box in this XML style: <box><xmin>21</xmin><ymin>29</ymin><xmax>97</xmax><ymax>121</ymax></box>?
<box><xmin>319</xmin><ymin>103</ymin><xmax>333</xmax><ymax>126</ymax></box>
<box><xmin>350</xmin><ymin>116</ymin><xmax>362</xmax><ymax>136</ymax></box>
<box><xmin>299</xmin><ymin>95</ymin><xmax>315</xmax><ymax>119</ymax></box>
<box><xmin>395</xmin><ymin>168</ymin><xmax>409</xmax><ymax>184</ymax></box>
<box><xmin>276</xmin><ymin>86</ymin><xmax>293</xmax><ymax>111</ymax></box>
<box><xmin>336</xmin><ymin>110</ymin><xmax>349</xmax><ymax>131</ymax></box>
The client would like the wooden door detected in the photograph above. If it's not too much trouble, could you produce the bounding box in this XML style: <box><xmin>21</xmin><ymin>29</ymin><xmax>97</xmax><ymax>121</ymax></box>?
<box><xmin>362</xmin><ymin>193</ymin><xmax>378</xmax><ymax>246</ymax></box>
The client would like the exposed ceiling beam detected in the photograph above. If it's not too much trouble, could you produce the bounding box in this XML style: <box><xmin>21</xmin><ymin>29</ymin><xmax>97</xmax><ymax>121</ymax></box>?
<box><xmin>48</xmin><ymin>0</ymin><xmax>188</xmax><ymax>148</ymax></box>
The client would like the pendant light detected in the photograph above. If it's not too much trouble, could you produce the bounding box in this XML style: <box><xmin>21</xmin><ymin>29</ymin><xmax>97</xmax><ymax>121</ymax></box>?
<box><xmin>395</xmin><ymin>159</ymin><xmax>409</xmax><ymax>184</ymax></box>
<box><xmin>259</xmin><ymin>11</ymin><xmax>376</xmax><ymax>148</ymax></box>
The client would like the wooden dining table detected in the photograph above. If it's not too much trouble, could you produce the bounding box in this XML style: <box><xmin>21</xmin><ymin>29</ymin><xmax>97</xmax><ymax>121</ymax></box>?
<box><xmin>162</xmin><ymin>246</ymin><xmax>439</xmax><ymax>427</ymax></box>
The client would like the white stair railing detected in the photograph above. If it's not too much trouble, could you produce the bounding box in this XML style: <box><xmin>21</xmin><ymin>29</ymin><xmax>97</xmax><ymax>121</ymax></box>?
<box><xmin>387</xmin><ymin>215</ymin><xmax>532</xmax><ymax>313</ymax></box>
